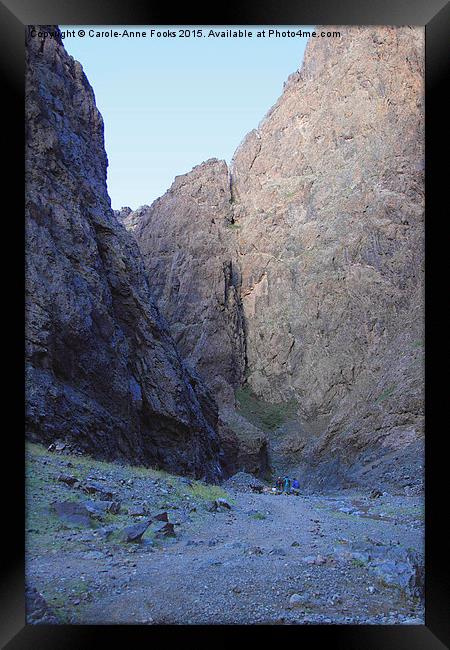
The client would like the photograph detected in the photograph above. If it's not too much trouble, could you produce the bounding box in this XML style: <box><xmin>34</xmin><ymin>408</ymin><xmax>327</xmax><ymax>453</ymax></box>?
<box><xmin>23</xmin><ymin>23</ymin><xmax>426</xmax><ymax>626</ymax></box>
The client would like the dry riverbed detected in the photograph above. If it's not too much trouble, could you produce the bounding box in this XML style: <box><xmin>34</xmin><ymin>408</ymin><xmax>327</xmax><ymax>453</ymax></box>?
<box><xmin>26</xmin><ymin>443</ymin><xmax>424</xmax><ymax>625</ymax></box>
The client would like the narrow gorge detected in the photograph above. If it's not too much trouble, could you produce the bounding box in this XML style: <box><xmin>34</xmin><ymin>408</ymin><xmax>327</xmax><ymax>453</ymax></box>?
<box><xmin>117</xmin><ymin>26</ymin><xmax>424</xmax><ymax>492</ymax></box>
<box><xmin>26</xmin><ymin>25</ymin><xmax>424</xmax><ymax>493</ymax></box>
<box><xmin>24</xmin><ymin>24</ymin><xmax>426</xmax><ymax>627</ymax></box>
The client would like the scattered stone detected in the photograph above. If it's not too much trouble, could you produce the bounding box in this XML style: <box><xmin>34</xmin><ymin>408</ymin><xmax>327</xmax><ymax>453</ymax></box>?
<box><xmin>97</xmin><ymin>526</ymin><xmax>116</xmax><ymax>540</ymax></box>
<box><xmin>289</xmin><ymin>593</ymin><xmax>310</xmax><ymax>607</ymax></box>
<box><xmin>269</xmin><ymin>548</ymin><xmax>287</xmax><ymax>556</ymax></box>
<box><xmin>249</xmin><ymin>546</ymin><xmax>264</xmax><ymax>555</ymax></box>
<box><xmin>156</xmin><ymin>522</ymin><xmax>176</xmax><ymax>538</ymax></box>
<box><xmin>107</xmin><ymin>501</ymin><xmax>121</xmax><ymax>515</ymax></box>
<box><xmin>223</xmin><ymin>472</ymin><xmax>266</xmax><ymax>494</ymax></box>
<box><xmin>128</xmin><ymin>505</ymin><xmax>147</xmax><ymax>517</ymax></box>
<box><xmin>52</xmin><ymin>501</ymin><xmax>94</xmax><ymax>527</ymax></box>
<box><xmin>82</xmin><ymin>482</ymin><xmax>114</xmax><ymax>500</ymax></box>
<box><xmin>57</xmin><ymin>474</ymin><xmax>79</xmax><ymax>487</ymax></box>
<box><xmin>370</xmin><ymin>489</ymin><xmax>383</xmax><ymax>499</ymax></box>
<box><xmin>120</xmin><ymin>520</ymin><xmax>151</xmax><ymax>543</ymax></box>
<box><xmin>25</xmin><ymin>586</ymin><xmax>59</xmax><ymax>624</ymax></box>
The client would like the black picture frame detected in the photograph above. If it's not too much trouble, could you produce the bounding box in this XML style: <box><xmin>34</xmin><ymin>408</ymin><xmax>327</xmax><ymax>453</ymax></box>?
<box><xmin>2</xmin><ymin>0</ymin><xmax>448</xmax><ymax>646</ymax></box>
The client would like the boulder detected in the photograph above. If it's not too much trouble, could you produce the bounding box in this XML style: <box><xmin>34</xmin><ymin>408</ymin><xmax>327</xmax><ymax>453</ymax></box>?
<box><xmin>52</xmin><ymin>501</ymin><xmax>94</xmax><ymax>527</ymax></box>
<box><xmin>119</xmin><ymin>520</ymin><xmax>152</xmax><ymax>543</ymax></box>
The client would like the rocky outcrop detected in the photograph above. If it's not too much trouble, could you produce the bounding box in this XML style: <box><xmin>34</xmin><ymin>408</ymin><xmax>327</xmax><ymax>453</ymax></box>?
<box><xmin>218</xmin><ymin>408</ymin><xmax>271</xmax><ymax>479</ymax></box>
<box><xmin>230</xmin><ymin>26</ymin><xmax>424</xmax><ymax>484</ymax></box>
<box><xmin>129</xmin><ymin>160</ymin><xmax>246</xmax><ymax>406</ymax></box>
<box><xmin>124</xmin><ymin>27</ymin><xmax>424</xmax><ymax>488</ymax></box>
<box><xmin>114</xmin><ymin>206</ymin><xmax>148</xmax><ymax>233</ymax></box>
<box><xmin>25</xmin><ymin>26</ymin><xmax>224</xmax><ymax>480</ymax></box>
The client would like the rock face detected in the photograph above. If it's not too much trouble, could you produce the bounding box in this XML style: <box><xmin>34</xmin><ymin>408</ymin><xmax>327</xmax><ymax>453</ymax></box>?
<box><xmin>125</xmin><ymin>27</ymin><xmax>424</xmax><ymax>488</ymax></box>
<box><xmin>230</xmin><ymin>26</ymin><xmax>424</xmax><ymax>483</ymax></box>
<box><xmin>114</xmin><ymin>206</ymin><xmax>147</xmax><ymax>233</ymax></box>
<box><xmin>25</xmin><ymin>26</ymin><xmax>224</xmax><ymax>480</ymax></box>
<box><xmin>130</xmin><ymin>159</ymin><xmax>246</xmax><ymax>406</ymax></box>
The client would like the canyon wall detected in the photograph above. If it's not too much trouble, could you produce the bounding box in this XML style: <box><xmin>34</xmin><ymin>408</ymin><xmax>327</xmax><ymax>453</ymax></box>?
<box><xmin>127</xmin><ymin>26</ymin><xmax>424</xmax><ymax>489</ymax></box>
<box><xmin>128</xmin><ymin>160</ymin><xmax>246</xmax><ymax>406</ymax></box>
<box><xmin>25</xmin><ymin>27</ymin><xmax>225</xmax><ymax>480</ymax></box>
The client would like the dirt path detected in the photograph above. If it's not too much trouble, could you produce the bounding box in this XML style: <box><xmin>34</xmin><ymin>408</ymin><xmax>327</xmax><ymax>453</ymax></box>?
<box><xmin>26</xmin><ymin>446</ymin><xmax>424</xmax><ymax>625</ymax></box>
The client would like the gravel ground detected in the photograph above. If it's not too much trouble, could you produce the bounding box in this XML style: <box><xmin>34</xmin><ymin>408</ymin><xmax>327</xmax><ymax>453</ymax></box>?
<box><xmin>26</xmin><ymin>444</ymin><xmax>424</xmax><ymax>625</ymax></box>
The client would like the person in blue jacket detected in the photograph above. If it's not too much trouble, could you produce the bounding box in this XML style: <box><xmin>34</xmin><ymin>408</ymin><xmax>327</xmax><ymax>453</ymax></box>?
<box><xmin>283</xmin><ymin>476</ymin><xmax>291</xmax><ymax>493</ymax></box>
<box><xmin>292</xmin><ymin>477</ymin><xmax>300</xmax><ymax>495</ymax></box>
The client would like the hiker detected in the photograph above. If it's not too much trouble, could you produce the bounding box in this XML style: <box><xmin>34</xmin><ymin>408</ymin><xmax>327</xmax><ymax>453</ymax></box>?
<box><xmin>275</xmin><ymin>476</ymin><xmax>283</xmax><ymax>491</ymax></box>
<box><xmin>291</xmin><ymin>478</ymin><xmax>300</xmax><ymax>495</ymax></box>
<box><xmin>283</xmin><ymin>476</ymin><xmax>291</xmax><ymax>494</ymax></box>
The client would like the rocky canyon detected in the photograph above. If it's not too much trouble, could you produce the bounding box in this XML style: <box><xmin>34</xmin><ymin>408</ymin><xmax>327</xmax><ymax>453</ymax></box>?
<box><xmin>26</xmin><ymin>26</ymin><xmax>424</xmax><ymax>493</ymax></box>
<box><xmin>25</xmin><ymin>27</ymin><xmax>224</xmax><ymax>480</ymax></box>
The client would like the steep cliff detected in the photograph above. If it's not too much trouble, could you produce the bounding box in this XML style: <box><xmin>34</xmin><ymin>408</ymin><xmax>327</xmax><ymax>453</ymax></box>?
<box><xmin>130</xmin><ymin>160</ymin><xmax>246</xmax><ymax>406</ymax></box>
<box><xmin>230</xmin><ymin>26</ymin><xmax>424</xmax><ymax>487</ymax></box>
<box><xmin>125</xmin><ymin>27</ymin><xmax>424</xmax><ymax>489</ymax></box>
<box><xmin>25</xmin><ymin>27</ymin><xmax>224</xmax><ymax>480</ymax></box>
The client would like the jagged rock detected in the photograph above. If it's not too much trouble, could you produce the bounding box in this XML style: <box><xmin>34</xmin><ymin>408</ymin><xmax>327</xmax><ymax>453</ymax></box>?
<box><xmin>223</xmin><ymin>471</ymin><xmax>266</xmax><ymax>493</ymax></box>
<box><xmin>154</xmin><ymin>511</ymin><xmax>169</xmax><ymax>522</ymax></box>
<box><xmin>25</xmin><ymin>26</ymin><xmax>223</xmax><ymax>480</ymax></box>
<box><xmin>57</xmin><ymin>474</ymin><xmax>78</xmax><ymax>487</ymax></box>
<box><xmin>156</xmin><ymin>522</ymin><xmax>176</xmax><ymax>537</ymax></box>
<box><xmin>120</xmin><ymin>520</ymin><xmax>151</xmax><ymax>543</ymax></box>
<box><xmin>125</xmin><ymin>159</ymin><xmax>246</xmax><ymax>407</ymax></box>
<box><xmin>209</xmin><ymin>498</ymin><xmax>232</xmax><ymax>512</ymax></box>
<box><xmin>52</xmin><ymin>501</ymin><xmax>94</xmax><ymax>527</ymax></box>
<box><xmin>369</xmin><ymin>548</ymin><xmax>424</xmax><ymax>600</ymax></box>
<box><xmin>218</xmin><ymin>408</ymin><xmax>270</xmax><ymax>479</ymax></box>
<box><xmin>231</xmin><ymin>26</ymin><xmax>424</xmax><ymax>485</ymax></box>
<box><xmin>121</xmin><ymin>27</ymin><xmax>424</xmax><ymax>490</ymax></box>
<box><xmin>26</xmin><ymin>586</ymin><xmax>59</xmax><ymax>624</ymax></box>
<box><xmin>82</xmin><ymin>483</ymin><xmax>114</xmax><ymax>501</ymax></box>
<box><xmin>128</xmin><ymin>505</ymin><xmax>147</xmax><ymax>517</ymax></box>
<box><xmin>114</xmin><ymin>205</ymin><xmax>149</xmax><ymax>233</ymax></box>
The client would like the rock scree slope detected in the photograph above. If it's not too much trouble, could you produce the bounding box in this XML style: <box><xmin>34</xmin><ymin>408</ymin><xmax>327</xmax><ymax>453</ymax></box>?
<box><xmin>25</xmin><ymin>26</ymin><xmax>226</xmax><ymax>480</ymax></box>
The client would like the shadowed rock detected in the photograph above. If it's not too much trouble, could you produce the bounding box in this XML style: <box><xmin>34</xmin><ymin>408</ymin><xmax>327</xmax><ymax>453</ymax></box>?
<box><xmin>120</xmin><ymin>520</ymin><xmax>152</xmax><ymax>543</ymax></box>
<box><xmin>25</xmin><ymin>26</ymin><xmax>224</xmax><ymax>481</ymax></box>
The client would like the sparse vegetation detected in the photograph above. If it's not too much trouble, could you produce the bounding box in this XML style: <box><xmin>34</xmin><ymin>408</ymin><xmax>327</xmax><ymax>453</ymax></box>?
<box><xmin>188</xmin><ymin>481</ymin><xmax>230</xmax><ymax>502</ymax></box>
<box><xmin>235</xmin><ymin>385</ymin><xmax>298</xmax><ymax>432</ymax></box>
<box><xmin>250</xmin><ymin>512</ymin><xmax>266</xmax><ymax>520</ymax></box>
<box><xmin>375</xmin><ymin>384</ymin><xmax>396</xmax><ymax>404</ymax></box>
<box><xmin>225</xmin><ymin>221</ymin><xmax>241</xmax><ymax>230</ymax></box>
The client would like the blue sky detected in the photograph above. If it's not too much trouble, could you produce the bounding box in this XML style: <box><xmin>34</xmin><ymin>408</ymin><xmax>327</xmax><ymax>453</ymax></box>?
<box><xmin>62</xmin><ymin>27</ymin><xmax>311</xmax><ymax>209</ymax></box>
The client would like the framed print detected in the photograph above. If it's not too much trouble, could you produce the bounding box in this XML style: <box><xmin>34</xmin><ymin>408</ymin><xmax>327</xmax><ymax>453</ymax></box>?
<box><xmin>1</xmin><ymin>0</ymin><xmax>448</xmax><ymax>646</ymax></box>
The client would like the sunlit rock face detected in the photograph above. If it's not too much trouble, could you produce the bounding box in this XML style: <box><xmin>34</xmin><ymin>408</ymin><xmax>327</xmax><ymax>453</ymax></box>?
<box><xmin>25</xmin><ymin>26</ymin><xmax>224</xmax><ymax>480</ymax></box>
<box><xmin>127</xmin><ymin>27</ymin><xmax>424</xmax><ymax>488</ymax></box>
<box><xmin>229</xmin><ymin>26</ymin><xmax>424</xmax><ymax>484</ymax></box>
<box><xmin>130</xmin><ymin>159</ymin><xmax>246</xmax><ymax>407</ymax></box>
